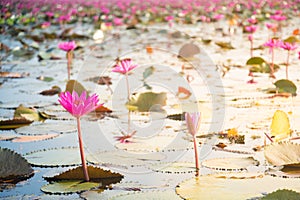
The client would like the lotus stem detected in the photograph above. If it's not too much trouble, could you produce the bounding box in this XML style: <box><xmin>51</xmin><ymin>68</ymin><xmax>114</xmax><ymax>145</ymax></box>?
<box><xmin>270</xmin><ymin>48</ymin><xmax>275</xmax><ymax>78</ymax></box>
<box><xmin>67</xmin><ymin>51</ymin><xmax>72</xmax><ymax>80</ymax></box>
<box><xmin>286</xmin><ymin>50</ymin><xmax>290</xmax><ymax>79</ymax></box>
<box><xmin>76</xmin><ymin>117</ymin><xmax>90</xmax><ymax>181</ymax></box>
<box><xmin>193</xmin><ymin>136</ymin><xmax>199</xmax><ymax>176</ymax></box>
<box><xmin>125</xmin><ymin>73</ymin><xmax>130</xmax><ymax>101</ymax></box>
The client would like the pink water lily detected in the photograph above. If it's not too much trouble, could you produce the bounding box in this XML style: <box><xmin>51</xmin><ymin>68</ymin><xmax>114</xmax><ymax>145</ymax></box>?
<box><xmin>58</xmin><ymin>41</ymin><xmax>77</xmax><ymax>80</ymax></box>
<box><xmin>59</xmin><ymin>91</ymin><xmax>102</xmax><ymax>182</ymax></box>
<box><xmin>264</xmin><ymin>38</ymin><xmax>282</xmax><ymax>78</ymax></box>
<box><xmin>59</xmin><ymin>91</ymin><xmax>101</xmax><ymax>117</ymax></box>
<box><xmin>58</xmin><ymin>41</ymin><xmax>77</xmax><ymax>52</ymax></box>
<box><xmin>112</xmin><ymin>58</ymin><xmax>137</xmax><ymax>74</ymax></box>
<box><xmin>113</xmin><ymin>58</ymin><xmax>138</xmax><ymax>100</ymax></box>
<box><xmin>245</xmin><ymin>25</ymin><xmax>257</xmax><ymax>33</ymax></box>
<box><xmin>245</xmin><ymin>25</ymin><xmax>257</xmax><ymax>57</ymax></box>
<box><xmin>185</xmin><ymin>112</ymin><xmax>201</xmax><ymax>175</ymax></box>
<box><xmin>280</xmin><ymin>42</ymin><xmax>298</xmax><ymax>79</ymax></box>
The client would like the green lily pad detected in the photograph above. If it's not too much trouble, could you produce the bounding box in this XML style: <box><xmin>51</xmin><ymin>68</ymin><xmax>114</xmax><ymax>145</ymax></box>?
<box><xmin>215</xmin><ymin>41</ymin><xmax>235</xmax><ymax>49</ymax></box>
<box><xmin>0</xmin><ymin>148</ymin><xmax>34</xmax><ymax>183</ymax></box>
<box><xmin>284</xmin><ymin>36</ymin><xmax>300</xmax><ymax>44</ymax></box>
<box><xmin>45</xmin><ymin>166</ymin><xmax>123</xmax><ymax>182</ymax></box>
<box><xmin>262</xmin><ymin>189</ymin><xmax>300</xmax><ymax>200</ymax></box>
<box><xmin>247</xmin><ymin>57</ymin><xmax>279</xmax><ymax>73</ymax></box>
<box><xmin>176</xmin><ymin>173</ymin><xmax>300</xmax><ymax>200</ymax></box>
<box><xmin>0</xmin><ymin>118</ymin><xmax>33</xmax><ymax>130</ymax></box>
<box><xmin>274</xmin><ymin>79</ymin><xmax>297</xmax><ymax>96</ymax></box>
<box><xmin>24</xmin><ymin>147</ymin><xmax>81</xmax><ymax>167</ymax></box>
<box><xmin>126</xmin><ymin>92</ymin><xmax>167</xmax><ymax>112</ymax></box>
<box><xmin>14</xmin><ymin>104</ymin><xmax>50</xmax><ymax>122</ymax></box>
<box><xmin>41</xmin><ymin>180</ymin><xmax>99</xmax><ymax>195</ymax></box>
<box><xmin>65</xmin><ymin>80</ymin><xmax>87</xmax><ymax>96</ymax></box>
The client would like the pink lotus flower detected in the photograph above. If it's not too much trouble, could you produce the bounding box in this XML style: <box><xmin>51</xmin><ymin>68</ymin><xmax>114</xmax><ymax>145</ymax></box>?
<box><xmin>280</xmin><ymin>42</ymin><xmax>298</xmax><ymax>51</ymax></box>
<box><xmin>58</xmin><ymin>41</ymin><xmax>77</xmax><ymax>52</ymax></box>
<box><xmin>112</xmin><ymin>58</ymin><xmax>137</xmax><ymax>74</ymax></box>
<box><xmin>280</xmin><ymin>42</ymin><xmax>298</xmax><ymax>79</ymax></box>
<box><xmin>265</xmin><ymin>22</ymin><xmax>277</xmax><ymax>30</ymax></box>
<box><xmin>264</xmin><ymin>38</ymin><xmax>282</xmax><ymax>51</ymax></box>
<box><xmin>185</xmin><ymin>112</ymin><xmax>201</xmax><ymax>175</ymax></box>
<box><xmin>113</xmin><ymin>17</ymin><xmax>123</xmax><ymax>26</ymax></box>
<box><xmin>113</xmin><ymin>58</ymin><xmax>138</xmax><ymax>100</ymax></box>
<box><xmin>59</xmin><ymin>91</ymin><xmax>101</xmax><ymax>118</ymax></box>
<box><xmin>247</xmin><ymin>18</ymin><xmax>257</xmax><ymax>24</ymax></box>
<box><xmin>59</xmin><ymin>90</ymin><xmax>102</xmax><ymax>182</ymax></box>
<box><xmin>165</xmin><ymin>15</ymin><xmax>174</xmax><ymax>21</ymax></box>
<box><xmin>212</xmin><ymin>14</ymin><xmax>224</xmax><ymax>21</ymax></box>
<box><xmin>41</xmin><ymin>21</ymin><xmax>51</xmax><ymax>28</ymax></box>
<box><xmin>270</xmin><ymin>14</ymin><xmax>286</xmax><ymax>21</ymax></box>
<box><xmin>245</xmin><ymin>25</ymin><xmax>257</xmax><ymax>33</ymax></box>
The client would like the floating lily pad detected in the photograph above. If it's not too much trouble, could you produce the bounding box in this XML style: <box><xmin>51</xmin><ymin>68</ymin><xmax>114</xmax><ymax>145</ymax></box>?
<box><xmin>0</xmin><ymin>118</ymin><xmax>33</xmax><ymax>130</ymax></box>
<box><xmin>65</xmin><ymin>80</ymin><xmax>87</xmax><ymax>96</ymax></box>
<box><xmin>87</xmin><ymin>150</ymin><xmax>166</xmax><ymax>167</ymax></box>
<box><xmin>178</xmin><ymin>43</ymin><xmax>200</xmax><ymax>58</ymax></box>
<box><xmin>264</xmin><ymin>142</ymin><xmax>300</xmax><ymax>167</ymax></box>
<box><xmin>41</xmin><ymin>180</ymin><xmax>99</xmax><ymax>195</ymax></box>
<box><xmin>284</xmin><ymin>36</ymin><xmax>300</xmax><ymax>43</ymax></box>
<box><xmin>261</xmin><ymin>189</ymin><xmax>300</xmax><ymax>200</ymax></box>
<box><xmin>11</xmin><ymin>134</ymin><xmax>59</xmax><ymax>143</ymax></box>
<box><xmin>201</xmin><ymin>157</ymin><xmax>259</xmax><ymax>171</ymax></box>
<box><xmin>126</xmin><ymin>92</ymin><xmax>167</xmax><ymax>112</ymax></box>
<box><xmin>24</xmin><ymin>147</ymin><xmax>81</xmax><ymax>167</ymax></box>
<box><xmin>14</xmin><ymin>104</ymin><xmax>50</xmax><ymax>122</ymax></box>
<box><xmin>0</xmin><ymin>148</ymin><xmax>34</xmax><ymax>183</ymax></box>
<box><xmin>267</xmin><ymin>165</ymin><xmax>300</xmax><ymax>178</ymax></box>
<box><xmin>110</xmin><ymin>190</ymin><xmax>182</xmax><ymax>200</ymax></box>
<box><xmin>176</xmin><ymin>173</ymin><xmax>300</xmax><ymax>200</ymax></box>
<box><xmin>15</xmin><ymin>122</ymin><xmax>76</xmax><ymax>135</ymax></box>
<box><xmin>45</xmin><ymin>166</ymin><xmax>123</xmax><ymax>182</ymax></box>
<box><xmin>270</xmin><ymin>110</ymin><xmax>291</xmax><ymax>141</ymax></box>
<box><xmin>274</xmin><ymin>79</ymin><xmax>297</xmax><ymax>96</ymax></box>
<box><xmin>247</xmin><ymin>57</ymin><xmax>279</xmax><ymax>73</ymax></box>
<box><xmin>150</xmin><ymin>162</ymin><xmax>195</xmax><ymax>173</ymax></box>
<box><xmin>215</xmin><ymin>41</ymin><xmax>235</xmax><ymax>49</ymax></box>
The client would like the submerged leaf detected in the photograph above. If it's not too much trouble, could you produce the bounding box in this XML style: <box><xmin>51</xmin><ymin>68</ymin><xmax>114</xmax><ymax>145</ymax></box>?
<box><xmin>41</xmin><ymin>180</ymin><xmax>99</xmax><ymax>195</ymax></box>
<box><xmin>176</xmin><ymin>173</ymin><xmax>300</xmax><ymax>200</ymax></box>
<box><xmin>264</xmin><ymin>142</ymin><xmax>300</xmax><ymax>167</ymax></box>
<box><xmin>274</xmin><ymin>79</ymin><xmax>297</xmax><ymax>96</ymax></box>
<box><xmin>65</xmin><ymin>80</ymin><xmax>87</xmax><ymax>96</ymax></box>
<box><xmin>126</xmin><ymin>92</ymin><xmax>167</xmax><ymax>112</ymax></box>
<box><xmin>0</xmin><ymin>148</ymin><xmax>34</xmax><ymax>183</ymax></box>
<box><xmin>0</xmin><ymin>118</ymin><xmax>33</xmax><ymax>130</ymax></box>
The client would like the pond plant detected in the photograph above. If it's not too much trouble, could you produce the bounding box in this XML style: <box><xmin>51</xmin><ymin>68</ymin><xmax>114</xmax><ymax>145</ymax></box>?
<box><xmin>58</xmin><ymin>91</ymin><xmax>102</xmax><ymax>181</ymax></box>
<box><xmin>58</xmin><ymin>41</ymin><xmax>77</xmax><ymax>80</ymax></box>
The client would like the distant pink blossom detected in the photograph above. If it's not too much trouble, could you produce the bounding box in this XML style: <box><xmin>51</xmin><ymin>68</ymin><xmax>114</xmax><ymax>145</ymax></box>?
<box><xmin>213</xmin><ymin>14</ymin><xmax>224</xmax><ymax>21</ymax></box>
<box><xmin>299</xmin><ymin>51</ymin><xmax>300</xmax><ymax>60</ymax></box>
<box><xmin>265</xmin><ymin>22</ymin><xmax>277</xmax><ymax>30</ymax></box>
<box><xmin>280</xmin><ymin>42</ymin><xmax>298</xmax><ymax>51</ymax></box>
<box><xmin>59</xmin><ymin>91</ymin><xmax>101</xmax><ymax>118</ymax></box>
<box><xmin>247</xmin><ymin>18</ymin><xmax>257</xmax><ymax>24</ymax></box>
<box><xmin>270</xmin><ymin>14</ymin><xmax>286</xmax><ymax>21</ymax></box>
<box><xmin>45</xmin><ymin>11</ymin><xmax>54</xmax><ymax>17</ymax></box>
<box><xmin>264</xmin><ymin>38</ymin><xmax>282</xmax><ymax>52</ymax></box>
<box><xmin>248</xmin><ymin>34</ymin><xmax>253</xmax><ymax>42</ymax></box>
<box><xmin>113</xmin><ymin>17</ymin><xmax>123</xmax><ymax>26</ymax></box>
<box><xmin>57</xmin><ymin>14</ymin><xmax>71</xmax><ymax>22</ymax></box>
<box><xmin>58</xmin><ymin>41</ymin><xmax>77</xmax><ymax>52</ymax></box>
<box><xmin>165</xmin><ymin>15</ymin><xmax>174</xmax><ymax>21</ymax></box>
<box><xmin>41</xmin><ymin>21</ymin><xmax>51</xmax><ymax>28</ymax></box>
<box><xmin>245</xmin><ymin>25</ymin><xmax>257</xmax><ymax>33</ymax></box>
<box><xmin>112</xmin><ymin>58</ymin><xmax>137</xmax><ymax>74</ymax></box>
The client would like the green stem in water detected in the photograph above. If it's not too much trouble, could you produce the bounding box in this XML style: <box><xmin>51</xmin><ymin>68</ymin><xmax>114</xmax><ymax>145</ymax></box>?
<box><xmin>76</xmin><ymin>117</ymin><xmax>89</xmax><ymax>182</ymax></box>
